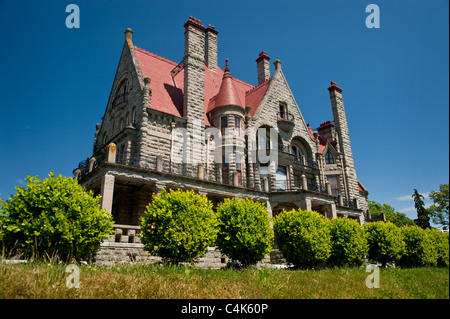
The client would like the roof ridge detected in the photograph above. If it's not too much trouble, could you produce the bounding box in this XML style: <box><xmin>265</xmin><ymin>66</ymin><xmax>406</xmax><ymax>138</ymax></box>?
<box><xmin>245</xmin><ymin>78</ymin><xmax>271</xmax><ymax>95</ymax></box>
<box><xmin>134</xmin><ymin>46</ymin><xmax>178</xmax><ymax>66</ymax></box>
<box><xmin>228</xmin><ymin>74</ymin><xmax>253</xmax><ymax>89</ymax></box>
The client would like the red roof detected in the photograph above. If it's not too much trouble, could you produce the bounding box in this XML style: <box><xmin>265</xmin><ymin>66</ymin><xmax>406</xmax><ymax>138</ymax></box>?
<box><xmin>208</xmin><ymin>59</ymin><xmax>243</xmax><ymax>111</ymax></box>
<box><xmin>134</xmin><ymin>46</ymin><xmax>253</xmax><ymax>125</ymax></box>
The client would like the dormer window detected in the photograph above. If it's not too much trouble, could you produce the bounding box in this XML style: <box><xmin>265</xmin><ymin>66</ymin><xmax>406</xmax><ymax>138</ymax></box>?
<box><xmin>325</xmin><ymin>150</ymin><xmax>335</xmax><ymax>164</ymax></box>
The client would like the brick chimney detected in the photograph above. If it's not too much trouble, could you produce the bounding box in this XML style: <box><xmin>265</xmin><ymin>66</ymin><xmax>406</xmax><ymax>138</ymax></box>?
<box><xmin>256</xmin><ymin>51</ymin><xmax>270</xmax><ymax>85</ymax></box>
<box><xmin>205</xmin><ymin>25</ymin><xmax>218</xmax><ymax>71</ymax></box>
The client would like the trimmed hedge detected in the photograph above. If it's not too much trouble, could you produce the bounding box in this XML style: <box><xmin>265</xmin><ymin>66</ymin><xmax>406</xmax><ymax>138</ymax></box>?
<box><xmin>140</xmin><ymin>189</ymin><xmax>218</xmax><ymax>264</ymax></box>
<box><xmin>329</xmin><ymin>217</ymin><xmax>368</xmax><ymax>267</ymax></box>
<box><xmin>273</xmin><ymin>209</ymin><xmax>331</xmax><ymax>268</ymax></box>
<box><xmin>364</xmin><ymin>221</ymin><xmax>405</xmax><ymax>267</ymax></box>
<box><xmin>216</xmin><ymin>197</ymin><xmax>273</xmax><ymax>266</ymax></box>
<box><xmin>0</xmin><ymin>172</ymin><xmax>114</xmax><ymax>261</ymax></box>
<box><xmin>399</xmin><ymin>225</ymin><xmax>438</xmax><ymax>267</ymax></box>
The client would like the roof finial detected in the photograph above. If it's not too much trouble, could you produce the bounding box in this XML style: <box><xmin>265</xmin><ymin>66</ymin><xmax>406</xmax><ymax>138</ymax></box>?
<box><xmin>225</xmin><ymin>58</ymin><xmax>229</xmax><ymax>72</ymax></box>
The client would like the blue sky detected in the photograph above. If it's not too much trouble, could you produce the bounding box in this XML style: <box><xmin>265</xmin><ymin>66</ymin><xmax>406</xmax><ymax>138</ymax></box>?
<box><xmin>0</xmin><ymin>0</ymin><xmax>448</xmax><ymax>225</ymax></box>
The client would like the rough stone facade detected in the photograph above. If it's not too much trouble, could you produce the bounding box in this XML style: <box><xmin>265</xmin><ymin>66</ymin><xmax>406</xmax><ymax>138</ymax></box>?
<box><xmin>75</xmin><ymin>17</ymin><xmax>372</xmax><ymax>267</ymax></box>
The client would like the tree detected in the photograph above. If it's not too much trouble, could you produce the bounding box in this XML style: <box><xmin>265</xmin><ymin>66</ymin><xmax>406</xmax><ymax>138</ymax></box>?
<box><xmin>412</xmin><ymin>189</ymin><xmax>431</xmax><ymax>229</ymax></box>
<box><xmin>0</xmin><ymin>172</ymin><xmax>114</xmax><ymax>261</ymax></box>
<box><xmin>215</xmin><ymin>197</ymin><xmax>273</xmax><ymax>267</ymax></box>
<box><xmin>368</xmin><ymin>200</ymin><xmax>415</xmax><ymax>227</ymax></box>
<box><xmin>428</xmin><ymin>184</ymin><xmax>449</xmax><ymax>229</ymax></box>
<box><xmin>140</xmin><ymin>189</ymin><xmax>218</xmax><ymax>264</ymax></box>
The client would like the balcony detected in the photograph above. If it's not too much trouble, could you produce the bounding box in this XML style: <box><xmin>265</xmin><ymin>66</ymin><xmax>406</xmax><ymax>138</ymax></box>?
<box><xmin>277</xmin><ymin>111</ymin><xmax>295</xmax><ymax>132</ymax></box>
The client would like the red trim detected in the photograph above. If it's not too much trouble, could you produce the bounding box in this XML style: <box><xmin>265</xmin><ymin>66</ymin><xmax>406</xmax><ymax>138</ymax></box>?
<box><xmin>327</xmin><ymin>81</ymin><xmax>343</xmax><ymax>93</ymax></box>
<box><xmin>256</xmin><ymin>50</ymin><xmax>270</xmax><ymax>63</ymax></box>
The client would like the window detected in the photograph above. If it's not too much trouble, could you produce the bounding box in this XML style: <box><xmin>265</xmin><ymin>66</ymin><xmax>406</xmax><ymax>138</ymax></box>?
<box><xmin>222</xmin><ymin>154</ymin><xmax>229</xmax><ymax>184</ymax></box>
<box><xmin>112</xmin><ymin>80</ymin><xmax>129</xmax><ymax>108</ymax></box>
<box><xmin>291</xmin><ymin>146</ymin><xmax>298</xmax><ymax>157</ymax></box>
<box><xmin>235</xmin><ymin>154</ymin><xmax>242</xmax><ymax>186</ymax></box>
<box><xmin>327</xmin><ymin>176</ymin><xmax>339</xmax><ymax>196</ymax></box>
<box><xmin>221</xmin><ymin>116</ymin><xmax>228</xmax><ymax>136</ymax></box>
<box><xmin>325</xmin><ymin>150</ymin><xmax>335</xmax><ymax>164</ymax></box>
<box><xmin>276</xmin><ymin>165</ymin><xmax>287</xmax><ymax>191</ymax></box>
<box><xmin>258</xmin><ymin>128</ymin><xmax>270</xmax><ymax>151</ymax></box>
<box><xmin>234</xmin><ymin>117</ymin><xmax>241</xmax><ymax>137</ymax></box>
<box><xmin>279</xmin><ymin>103</ymin><xmax>286</xmax><ymax>119</ymax></box>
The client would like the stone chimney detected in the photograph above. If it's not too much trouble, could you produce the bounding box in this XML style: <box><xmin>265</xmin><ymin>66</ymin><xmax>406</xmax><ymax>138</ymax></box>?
<box><xmin>328</xmin><ymin>81</ymin><xmax>359</xmax><ymax>204</ymax></box>
<box><xmin>183</xmin><ymin>16</ymin><xmax>206</xmax><ymax>121</ymax></box>
<box><xmin>183</xmin><ymin>17</ymin><xmax>206</xmax><ymax>165</ymax></box>
<box><xmin>317</xmin><ymin>120</ymin><xmax>335</xmax><ymax>141</ymax></box>
<box><xmin>256</xmin><ymin>51</ymin><xmax>270</xmax><ymax>85</ymax></box>
<box><xmin>205</xmin><ymin>25</ymin><xmax>218</xmax><ymax>71</ymax></box>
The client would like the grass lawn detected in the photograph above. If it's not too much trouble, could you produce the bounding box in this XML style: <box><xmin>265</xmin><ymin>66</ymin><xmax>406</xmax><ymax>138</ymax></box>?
<box><xmin>0</xmin><ymin>262</ymin><xmax>448</xmax><ymax>299</ymax></box>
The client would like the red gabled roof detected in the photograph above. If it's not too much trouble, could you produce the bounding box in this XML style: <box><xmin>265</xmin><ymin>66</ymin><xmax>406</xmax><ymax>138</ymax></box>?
<box><xmin>134</xmin><ymin>46</ymin><xmax>257</xmax><ymax>126</ymax></box>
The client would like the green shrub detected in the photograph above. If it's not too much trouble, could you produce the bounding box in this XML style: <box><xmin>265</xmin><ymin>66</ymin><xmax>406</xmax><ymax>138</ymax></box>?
<box><xmin>273</xmin><ymin>209</ymin><xmax>331</xmax><ymax>268</ymax></box>
<box><xmin>140</xmin><ymin>189</ymin><xmax>218</xmax><ymax>264</ymax></box>
<box><xmin>216</xmin><ymin>197</ymin><xmax>273</xmax><ymax>266</ymax></box>
<box><xmin>399</xmin><ymin>225</ymin><xmax>438</xmax><ymax>267</ymax></box>
<box><xmin>428</xmin><ymin>229</ymin><xmax>449</xmax><ymax>267</ymax></box>
<box><xmin>329</xmin><ymin>217</ymin><xmax>368</xmax><ymax>267</ymax></box>
<box><xmin>0</xmin><ymin>172</ymin><xmax>114</xmax><ymax>261</ymax></box>
<box><xmin>364</xmin><ymin>221</ymin><xmax>405</xmax><ymax>267</ymax></box>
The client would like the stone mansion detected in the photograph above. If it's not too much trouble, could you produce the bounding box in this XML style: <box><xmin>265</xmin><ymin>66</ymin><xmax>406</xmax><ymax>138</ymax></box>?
<box><xmin>74</xmin><ymin>17</ymin><xmax>372</xmax><ymax>253</ymax></box>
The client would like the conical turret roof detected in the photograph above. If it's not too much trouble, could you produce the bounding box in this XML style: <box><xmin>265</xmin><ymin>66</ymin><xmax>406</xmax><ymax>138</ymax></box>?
<box><xmin>213</xmin><ymin>59</ymin><xmax>243</xmax><ymax>108</ymax></box>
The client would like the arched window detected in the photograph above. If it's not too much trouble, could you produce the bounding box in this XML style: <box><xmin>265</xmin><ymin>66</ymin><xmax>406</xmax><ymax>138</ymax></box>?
<box><xmin>325</xmin><ymin>150</ymin><xmax>335</xmax><ymax>164</ymax></box>
<box><xmin>112</xmin><ymin>80</ymin><xmax>129</xmax><ymax>108</ymax></box>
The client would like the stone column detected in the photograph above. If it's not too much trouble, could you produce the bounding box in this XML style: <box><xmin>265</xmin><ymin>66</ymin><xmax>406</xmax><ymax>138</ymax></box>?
<box><xmin>106</xmin><ymin>143</ymin><xmax>117</xmax><ymax>163</ymax></box>
<box><xmin>263</xmin><ymin>177</ymin><xmax>269</xmax><ymax>192</ymax></box>
<box><xmin>301</xmin><ymin>174</ymin><xmax>308</xmax><ymax>190</ymax></box>
<box><xmin>326</xmin><ymin>181</ymin><xmax>332</xmax><ymax>196</ymax></box>
<box><xmin>330</xmin><ymin>203</ymin><xmax>337</xmax><ymax>219</ymax></box>
<box><xmin>100</xmin><ymin>174</ymin><xmax>115</xmax><ymax>214</ymax></box>
<box><xmin>89</xmin><ymin>157</ymin><xmax>96</xmax><ymax>173</ymax></box>
<box><xmin>73</xmin><ymin>168</ymin><xmax>81</xmax><ymax>181</ymax></box>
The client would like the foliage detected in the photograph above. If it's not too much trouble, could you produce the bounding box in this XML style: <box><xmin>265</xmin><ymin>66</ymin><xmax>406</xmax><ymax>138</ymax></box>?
<box><xmin>364</xmin><ymin>221</ymin><xmax>405</xmax><ymax>267</ymax></box>
<box><xmin>398</xmin><ymin>225</ymin><xmax>438</xmax><ymax>267</ymax></box>
<box><xmin>412</xmin><ymin>189</ymin><xmax>431</xmax><ymax>229</ymax></box>
<box><xmin>427</xmin><ymin>229</ymin><xmax>449</xmax><ymax>267</ymax></box>
<box><xmin>140</xmin><ymin>189</ymin><xmax>218</xmax><ymax>264</ymax></box>
<box><xmin>215</xmin><ymin>197</ymin><xmax>273</xmax><ymax>266</ymax></box>
<box><xmin>428</xmin><ymin>184</ymin><xmax>449</xmax><ymax>228</ymax></box>
<box><xmin>328</xmin><ymin>217</ymin><xmax>368</xmax><ymax>267</ymax></box>
<box><xmin>273</xmin><ymin>209</ymin><xmax>331</xmax><ymax>268</ymax></box>
<box><xmin>368</xmin><ymin>200</ymin><xmax>415</xmax><ymax>227</ymax></box>
<box><xmin>0</xmin><ymin>172</ymin><xmax>114</xmax><ymax>261</ymax></box>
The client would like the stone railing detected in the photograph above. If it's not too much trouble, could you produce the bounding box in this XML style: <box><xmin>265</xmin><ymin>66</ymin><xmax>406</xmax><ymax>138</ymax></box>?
<box><xmin>105</xmin><ymin>224</ymin><xmax>142</xmax><ymax>244</ymax></box>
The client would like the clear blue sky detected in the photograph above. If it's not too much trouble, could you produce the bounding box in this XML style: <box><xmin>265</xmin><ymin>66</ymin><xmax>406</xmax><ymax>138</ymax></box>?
<box><xmin>0</xmin><ymin>0</ymin><xmax>448</xmax><ymax>224</ymax></box>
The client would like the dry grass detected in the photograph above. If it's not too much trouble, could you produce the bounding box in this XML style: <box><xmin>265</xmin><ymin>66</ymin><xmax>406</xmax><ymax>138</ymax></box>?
<box><xmin>0</xmin><ymin>262</ymin><xmax>448</xmax><ymax>299</ymax></box>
